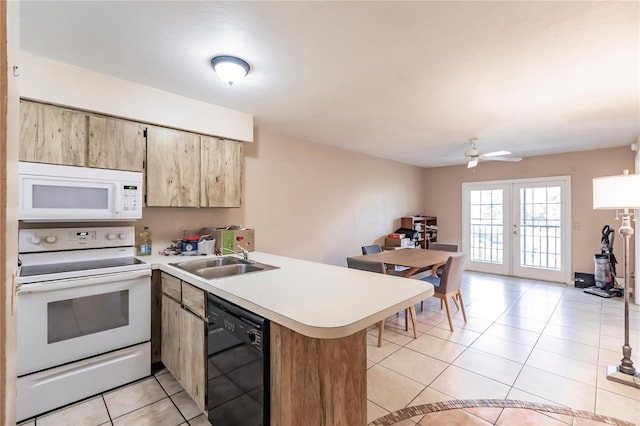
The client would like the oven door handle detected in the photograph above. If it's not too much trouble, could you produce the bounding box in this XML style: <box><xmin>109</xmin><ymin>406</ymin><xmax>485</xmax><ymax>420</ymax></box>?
<box><xmin>17</xmin><ymin>269</ymin><xmax>151</xmax><ymax>294</ymax></box>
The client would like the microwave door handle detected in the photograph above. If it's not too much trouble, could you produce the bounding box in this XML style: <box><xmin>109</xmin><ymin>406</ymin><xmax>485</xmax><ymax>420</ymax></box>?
<box><xmin>17</xmin><ymin>270</ymin><xmax>151</xmax><ymax>293</ymax></box>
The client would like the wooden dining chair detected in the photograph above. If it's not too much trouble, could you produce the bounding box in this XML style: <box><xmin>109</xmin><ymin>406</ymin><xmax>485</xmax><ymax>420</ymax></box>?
<box><xmin>423</xmin><ymin>243</ymin><xmax>459</xmax><ymax>311</ymax></box>
<box><xmin>361</xmin><ymin>244</ymin><xmax>383</xmax><ymax>255</ymax></box>
<box><xmin>346</xmin><ymin>257</ymin><xmax>418</xmax><ymax>347</ymax></box>
<box><xmin>420</xmin><ymin>253</ymin><xmax>467</xmax><ymax>332</ymax></box>
<box><xmin>361</xmin><ymin>244</ymin><xmax>405</xmax><ymax>276</ymax></box>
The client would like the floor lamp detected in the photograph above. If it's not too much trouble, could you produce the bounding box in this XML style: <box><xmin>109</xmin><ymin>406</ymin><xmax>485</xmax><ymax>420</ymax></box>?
<box><xmin>593</xmin><ymin>169</ymin><xmax>640</xmax><ymax>388</ymax></box>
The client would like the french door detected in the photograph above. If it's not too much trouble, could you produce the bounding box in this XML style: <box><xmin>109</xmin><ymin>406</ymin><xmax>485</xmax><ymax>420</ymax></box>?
<box><xmin>462</xmin><ymin>177</ymin><xmax>571</xmax><ymax>283</ymax></box>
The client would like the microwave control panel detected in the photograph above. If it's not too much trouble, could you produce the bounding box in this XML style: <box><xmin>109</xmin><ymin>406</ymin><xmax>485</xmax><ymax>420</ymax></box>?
<box><xmin>122</xmin><ymin>184</ymin><xmax>140</xmax><ymax>213</ymax></box>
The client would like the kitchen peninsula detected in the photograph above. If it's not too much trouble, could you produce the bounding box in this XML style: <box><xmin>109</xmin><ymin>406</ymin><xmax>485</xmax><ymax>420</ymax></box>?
<box><xmin>146</xmin><ymin>252</ymin><xmax>434</xmax><ymax>425</ymax></box>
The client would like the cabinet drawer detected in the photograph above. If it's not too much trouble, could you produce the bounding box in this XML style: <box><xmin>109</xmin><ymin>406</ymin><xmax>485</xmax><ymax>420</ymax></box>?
<box><xmin>181</xmin><ymin>282</ymin><xmax>206</xmax><ymax>318</ymax></box>
<box><xmin>161</xmin><ymin>273</ymin><xmax>181</xmax><ymax>301</ymax></box>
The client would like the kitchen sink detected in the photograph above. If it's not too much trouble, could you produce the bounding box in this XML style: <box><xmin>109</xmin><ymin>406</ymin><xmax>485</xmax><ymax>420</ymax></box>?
<box><xmin>171</xmin><ymin>257</ymin><xmax>243</xmax><ymax>270</ymax></box>
<box><xmin>170</xmin><ymin>256</ymin><xmax>278</xmax><ymax>279</ymax></box>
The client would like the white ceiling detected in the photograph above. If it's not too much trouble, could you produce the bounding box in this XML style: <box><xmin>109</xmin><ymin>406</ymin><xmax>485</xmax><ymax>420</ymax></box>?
<box><xmin>20</xmin><ymin>1</ymin><xmax>640</xmax><ymax>168</ymax></box>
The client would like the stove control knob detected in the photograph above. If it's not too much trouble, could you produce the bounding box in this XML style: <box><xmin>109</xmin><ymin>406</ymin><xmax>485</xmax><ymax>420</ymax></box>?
<box><xmin>45</xmin><ymin>235</ymin><xmax>57</xmax><ymax>244</ymax></box>
<box><xmin>118</xmin><ymin>233</ymin><xmax>128</xmax><ymax>240</ymax></box>
<box><xmin>30</xmin><ymin>236</ymin><xmax>42</xmax><ymax>245</ymax></box>
<box><xmin>106</xmin><ymin>233</ymin><xmax>116</xmax><ymax>240</ymax></box>
<box><xmin>249</xmin><ymin>330</ymin><xmax>257</xmax><ymax>344</ymax></box>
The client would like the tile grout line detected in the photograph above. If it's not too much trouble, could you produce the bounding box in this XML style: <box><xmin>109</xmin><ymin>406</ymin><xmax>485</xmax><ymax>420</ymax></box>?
<box><xmin>100</xmin><ymin>394</ymin><xmax>113</xmax><ymax>425</ymax></box>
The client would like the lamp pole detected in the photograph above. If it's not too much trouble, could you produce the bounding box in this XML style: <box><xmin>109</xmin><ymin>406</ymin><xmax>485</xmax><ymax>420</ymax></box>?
<box><xmin>617</xmin><ymin>209</ymin><xmax>636</xmax><ymax>376</ymax></box>
<box><xmin>595</xmin><ymin>169</ymin><xmax>640</xmax><ymax>387</ymax></box>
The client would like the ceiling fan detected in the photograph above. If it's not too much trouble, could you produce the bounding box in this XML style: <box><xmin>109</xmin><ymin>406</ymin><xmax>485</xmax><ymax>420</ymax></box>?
<box><xmin>465</xmin><ymin>138</ymin><xmax>522</xmax><ymax>168</ymax></box>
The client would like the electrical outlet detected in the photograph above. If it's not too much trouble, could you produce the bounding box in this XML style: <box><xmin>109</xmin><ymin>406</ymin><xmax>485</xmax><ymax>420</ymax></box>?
<box><xmin>574</xmin><ymin>223</ymin><xmax>580</xmax><ymax>230</ymax></box>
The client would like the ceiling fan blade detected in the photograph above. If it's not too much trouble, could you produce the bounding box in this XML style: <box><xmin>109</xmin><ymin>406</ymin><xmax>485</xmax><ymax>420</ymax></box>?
<box><xmin>467</xmin><ymin>159</ymin><xmax>478</xmax><ymax>168</ymax></box>
<box><xmin>481</xmin><ymin>150</ymin><xmax>511</xmax><ymax>158</ymax></box>
<box><xmin>486</xmin><ymin>156</ymin><xmax>522</xmax><ymax>162</ymax></box>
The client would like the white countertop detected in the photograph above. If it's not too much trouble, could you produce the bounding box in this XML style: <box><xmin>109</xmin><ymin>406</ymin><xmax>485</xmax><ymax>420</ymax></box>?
<box><xmin>142</xmin><ymin>252</ymin><xmax>434</xmax><ymax>339</ymax></box>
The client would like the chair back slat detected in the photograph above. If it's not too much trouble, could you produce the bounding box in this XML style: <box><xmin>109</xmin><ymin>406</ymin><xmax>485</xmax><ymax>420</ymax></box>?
<box><xmin>361</xmin><ymin>245</ymin><xmax>383</xmax><ymax>255</ymax></box>
<box><xmin>347</xmin><ymin>257</ymin><xmax>386</xmax><ymax>274</ymax></box>
<box><xmin>437</xmin><ymin>253</ymin><xmax>466</xmax><ymax>293</ymax></box>
<box><xmin>428</xmin><ymin>243</ymin><xmax>458</xmax><ymax>252</ymax></box>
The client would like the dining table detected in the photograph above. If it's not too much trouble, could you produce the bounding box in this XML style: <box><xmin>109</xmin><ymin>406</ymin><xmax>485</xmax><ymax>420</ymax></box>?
<box><xmin>350</xmin><ymin>248</ymin><xmax>454</xmax><ymax>278</ymax></box>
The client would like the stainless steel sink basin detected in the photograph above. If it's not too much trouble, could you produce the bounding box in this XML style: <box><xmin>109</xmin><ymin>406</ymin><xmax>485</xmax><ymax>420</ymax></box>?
<box><xmin>170</xmin><ymin>257</ymin><xmax>278</xmax><ymax>279</ymax></box>
<box><xmin>171</xmin><ymin>257</ymin><xmax>242</xmax><ymax>270</ymax></box>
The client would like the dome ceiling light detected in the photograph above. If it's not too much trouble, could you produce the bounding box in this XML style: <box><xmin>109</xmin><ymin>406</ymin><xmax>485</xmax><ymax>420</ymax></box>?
<box><xmin>210</xmin><ymin>55</ymin><xmax>251</xmax><ymax>86</ymax></box>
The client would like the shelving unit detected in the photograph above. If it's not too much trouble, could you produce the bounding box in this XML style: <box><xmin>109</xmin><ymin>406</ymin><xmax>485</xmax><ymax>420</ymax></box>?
<box><xmin>400</xmin><ymin>216</ymin><xmax>437</xmax><ymax>249</ymax></box>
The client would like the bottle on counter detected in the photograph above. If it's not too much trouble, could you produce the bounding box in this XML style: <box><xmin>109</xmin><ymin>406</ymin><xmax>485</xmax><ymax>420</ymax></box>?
<box><xmin>137</xmin><ymin>226</ymin><xmax>152</xmax><ymax>256</ymax></box>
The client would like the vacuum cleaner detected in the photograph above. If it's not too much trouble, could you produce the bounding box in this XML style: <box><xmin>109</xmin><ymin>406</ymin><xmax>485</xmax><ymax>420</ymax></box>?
<box><xmin>584</xmin><ymin>225</ymin><xmax>622</xmax><ymax>298</ymax></box>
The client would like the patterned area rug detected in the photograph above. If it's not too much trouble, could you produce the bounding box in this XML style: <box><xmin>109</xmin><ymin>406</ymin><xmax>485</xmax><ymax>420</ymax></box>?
<box><xmin>369</xmin><ymin>399</ymin><xmax>636</xmax><ymax>426</ymax></box>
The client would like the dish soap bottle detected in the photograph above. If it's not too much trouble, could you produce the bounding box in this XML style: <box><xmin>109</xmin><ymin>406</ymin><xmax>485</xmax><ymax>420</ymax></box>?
<box><xmin>137</xmin><ymin>226</ymin><xmax>152</xmax><ymax>256</ymax></box>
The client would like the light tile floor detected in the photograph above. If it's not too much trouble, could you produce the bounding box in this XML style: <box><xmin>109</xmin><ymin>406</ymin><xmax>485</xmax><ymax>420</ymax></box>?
<box><xmin>366</xmin><ymin>272</ymin><xmax>640</xmax><ymax>425</ymax></box>
<box><xmin>18</xmin><ymin>271</ymin><xmax>640</xmax><ymax>425</ymax></box>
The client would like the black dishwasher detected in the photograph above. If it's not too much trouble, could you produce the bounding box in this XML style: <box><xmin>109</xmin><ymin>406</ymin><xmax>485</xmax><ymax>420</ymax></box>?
<box><xmin>207</xmin><ymin>294</ymin><xmax>270</xmax><ymax>426</ymax></box>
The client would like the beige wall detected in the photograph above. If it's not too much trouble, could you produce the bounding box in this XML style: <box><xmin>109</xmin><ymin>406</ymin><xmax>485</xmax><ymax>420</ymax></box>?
<box><xmin>424</xmin><ymin>146</ymin><xmax>635</xmax><ymax>279</ymax></box>
<box><xmin>142</xmin><ymin>125</ymin><xmax>425</xmax><ymax>266</ymax></box>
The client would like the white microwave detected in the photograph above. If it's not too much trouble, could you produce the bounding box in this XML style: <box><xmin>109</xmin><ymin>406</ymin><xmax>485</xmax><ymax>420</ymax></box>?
<box><xmin>19</xmin><ymin>162</ymin><xmax>143</xmax><ymax>222</ymax></box>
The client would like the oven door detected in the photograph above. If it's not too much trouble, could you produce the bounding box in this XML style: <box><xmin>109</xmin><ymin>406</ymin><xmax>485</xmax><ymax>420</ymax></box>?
<box><xmin>17</xmin><ymin>269</ymin><xmax>151</xmax><ymax>376</ymax></box>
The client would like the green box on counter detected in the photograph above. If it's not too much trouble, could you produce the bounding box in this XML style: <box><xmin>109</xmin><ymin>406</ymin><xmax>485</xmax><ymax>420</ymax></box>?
<box><xmin>211</xmin><ymin>229</ymin><xmax>255</xmax><ymax>253</ymax></box>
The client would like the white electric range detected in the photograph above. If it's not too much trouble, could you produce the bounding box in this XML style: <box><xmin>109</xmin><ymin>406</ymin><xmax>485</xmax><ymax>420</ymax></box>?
<box><xmin>16</xmin><ymin>226</ymin><xmax>151</xmax><ymax>421</ymax></box>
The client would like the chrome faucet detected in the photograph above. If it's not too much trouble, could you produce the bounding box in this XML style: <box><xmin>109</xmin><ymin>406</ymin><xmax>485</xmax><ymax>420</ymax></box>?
<box><xmin>220</xmin><ymin>245</ymin><xmax>252</xmax><ymax>262</ymax></box>
<box><xmin>237</xmin><ymin>244</ymin><xmax>249</xmax><ymax>261</ymax></box>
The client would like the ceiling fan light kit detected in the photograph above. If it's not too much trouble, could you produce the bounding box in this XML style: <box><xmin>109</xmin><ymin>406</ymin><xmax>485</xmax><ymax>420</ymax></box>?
<box><xmin>465</xmin><ymin>138</ymin><xmax>522</xmax><ymax>168</ymax></box>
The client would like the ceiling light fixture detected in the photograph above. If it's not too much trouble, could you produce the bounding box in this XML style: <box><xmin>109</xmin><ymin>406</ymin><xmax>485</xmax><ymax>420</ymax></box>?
<box><xmin>210</xmin><ymin>55</ymin><xmax>250</xmax><ymax>86</ymax></box>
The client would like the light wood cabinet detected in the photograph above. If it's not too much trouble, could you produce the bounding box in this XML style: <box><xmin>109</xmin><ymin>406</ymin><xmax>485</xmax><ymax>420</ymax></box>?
<box><xmin>146</xmin><ymin>126</ymin><xmax>201</xmax><ymax>207</ymax></box>
<box><xmin>200</xmin><ymin>136</ymin><xmax>243</xmax><ymax>207</ymax></box>
<box><xmin>88</xmin><ymin>115</ymin><xmax>145</xmax><ymax>171</ymax></box>
<box><xmin>181</xmin><ymin>281</ymin><xmax>206</xmax><ymax>318</ymax></box>
<box><xmin>161</xmin><ymin>294</ymin><xmax>181</xmax><ymax>378</ymax></box>
<box><xmin>160</xmin><ymin>273</ymin><xmax>207</xmax><ymax>413</ymax></box>
<box><xmin>161</xmin><ymin>273</ymin><xmax>181</xmax><ymax>301</ymax></box>
<box><xmin>147</xmin><ymin>129</ymin><xmax>244</xmax><ymax>208</ymax></box>
<box><xmin>179</xmin><ymin>308</ymin><xmax>206</xmax><ymax>411</ymax></box>
<box><xmin>19</xmin><ymin>100</ymin><xmax>146</xmax><ymax>172</ymax></box>
<box><xmin>19</xmin><ymin>100</ymin><xmax>88</xmax><ymax>166</ymax></box>
<box><xmin>20</xmin><ymin>101</ymin><xmax>245</xmax><ymax>208</ymax></box>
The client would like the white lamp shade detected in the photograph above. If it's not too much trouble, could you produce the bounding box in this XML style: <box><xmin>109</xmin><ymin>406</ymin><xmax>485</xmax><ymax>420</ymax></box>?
<box><xmin>593</xmin><ymin>172</ymin><xmax>640</xmax><ymax>209</ymax></box>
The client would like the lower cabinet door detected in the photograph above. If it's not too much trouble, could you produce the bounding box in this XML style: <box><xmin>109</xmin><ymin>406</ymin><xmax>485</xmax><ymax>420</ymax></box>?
<box><xmin>179</xmin><ymin>308</ymin><xmax>207</xmax><ymax>412</ymax></box>
<box><xmin>161</xmin><ymin>295</ymin><xmax>181</xmax><ymax>380</ymax></box>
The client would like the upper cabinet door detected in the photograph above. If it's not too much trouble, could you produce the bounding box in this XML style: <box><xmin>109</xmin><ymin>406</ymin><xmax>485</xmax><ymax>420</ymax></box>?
<box><xmin>19</xmin><ymin>101</ymin><xmax>88</xmax><ymax>166</ymax></box>
<box><xmin>88</xmin><ymin>116</ymin><xmax>145</xmax><ymax>171</ymax></box>
<box><xmin>146</xmin><ymin>126</ymin><xmax>200</xmax><ymax>207</ymax></box>
<box><xmin>200</xmin><ymin>136</ymin><xmax>243</xmax><ymax>207</ymax></box>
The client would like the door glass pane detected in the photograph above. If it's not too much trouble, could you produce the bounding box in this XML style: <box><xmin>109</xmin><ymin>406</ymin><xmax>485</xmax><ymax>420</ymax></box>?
<box><xmin>48</xmin><ymin>290</ymin><xmax>129</xmax><ymax>343</ymax></box>
<box><xmin>469</xmin><ymin>189</ymin><xmax>504</xmax><ymax>264</ymax></box>
<box><xmin>520</xmin><ymin>186</ymin><xmax>561</xmax><ymax>270</ymax></box>
<box><xmin>33</xmin><ymin>185</ymin><xmax>109</xmax><ymax>209</ymax></box>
